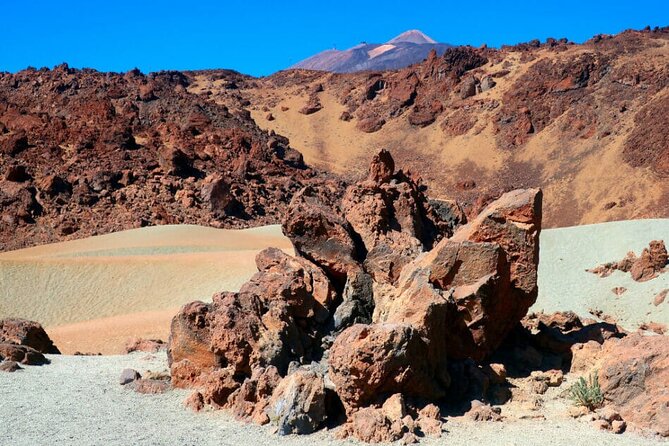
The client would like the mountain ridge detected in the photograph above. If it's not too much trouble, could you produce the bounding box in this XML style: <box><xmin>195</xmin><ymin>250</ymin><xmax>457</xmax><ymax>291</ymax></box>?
<box><xmin>291</xmin><ymin>29</ymin><xmax>452</xmax><ymax>73</ymax></box>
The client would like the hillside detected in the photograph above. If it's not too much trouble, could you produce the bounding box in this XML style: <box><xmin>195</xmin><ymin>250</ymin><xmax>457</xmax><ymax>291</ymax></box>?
<box><xmin>0</xmin><ymin>66</ymin><xmax>342</xmax><ymax>251</ymax></box>
<box><xmin>194</xmin><ymin>28</ymin><xmax>669</xmax><ymax>227</ymax></box>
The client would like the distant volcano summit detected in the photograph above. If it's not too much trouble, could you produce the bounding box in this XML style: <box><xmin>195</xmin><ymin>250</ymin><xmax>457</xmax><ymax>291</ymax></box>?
<box><xmin>290</xmin><ymin>30</ymin><xmax>451</xmax><ymax>73</ymax></box>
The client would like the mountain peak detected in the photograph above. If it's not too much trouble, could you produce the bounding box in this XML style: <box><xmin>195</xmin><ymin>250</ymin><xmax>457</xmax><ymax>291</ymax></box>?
<box><xmin>387</xmin><ymin>30</ymin><xmax>437</xmax><ymax>45</ymax></box>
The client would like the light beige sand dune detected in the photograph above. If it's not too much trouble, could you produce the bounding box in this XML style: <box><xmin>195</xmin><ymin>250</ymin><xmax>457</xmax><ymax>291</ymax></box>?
<box><xmin>0</xmin><ymin>224</ymin><xmax>292</xmax><ymax>353</ymax></box>
<box><xmin>2</xmin><ymin>220</ymin><xmax>667</xmax><ymax>355</ymax></box>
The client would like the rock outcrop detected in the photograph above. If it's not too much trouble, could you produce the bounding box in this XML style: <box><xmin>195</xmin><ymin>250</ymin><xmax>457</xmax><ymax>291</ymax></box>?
<box><xmin>0</xmin><ymin>318</ymin><xmax>60</xmax><ymax>354</ymax></box>
<box><xmin>168</xmin><ymin>150</ymin><xmax>542</xmax><ymax>442</ymax></box>
<box><xmin>0</xmin><ymin>65</ymin><xmax>340</xmax><ymax>251</ymax></box>
<box><xmin>598</xmin><ymin>334</ymin><xmax>669</xmax><ymax>437</ymax></box>
<box><xmin>587</xmin><ymin>240</ymin><xmax>668</xmax><ymax>282</ymax></box>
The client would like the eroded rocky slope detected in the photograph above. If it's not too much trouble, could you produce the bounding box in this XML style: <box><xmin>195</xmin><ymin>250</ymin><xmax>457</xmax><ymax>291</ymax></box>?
<box><xmin>196</xmin><ymin>27</ymin><xmax>669</xmax><ymax>227</ymax></box>
<box><xmin>0</xmin><ymin>65</ymin><xmax>341</xmax><ymax>251</ymax></box>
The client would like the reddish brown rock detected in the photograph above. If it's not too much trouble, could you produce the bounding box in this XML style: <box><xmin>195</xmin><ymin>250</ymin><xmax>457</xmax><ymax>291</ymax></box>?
<box><xmin>299</xmin><ymin>95</ymin><xmax>322</xmax><ymax>115</ymax></box>
<box><xmin>630</xmin><ymin>240</ymin><xmax>668</xmax><ymax>281</ymax></box>
<box><xmin>0</xmin><ymin>318</ymin><xmax>60</xmax><ymax>354</ymax></box>
<box><xmin>226</xmin><ymin>366</ymin><xmax>281</xmax><ymax>424</ymax></box>
<box><xmin>587</xmin><ymin>240</ymin><xmax>667</xmax><ymax>282</ymax></box>
<box><xmin>0</xmin><ymin>343</ymin><xmax>49</xmax><ymax>365</ymax></box>
<box><xmin>132</xmin><ymin>378</ymin><xmax>170</xmax><ymax>394</ymax></box>
<box><xmin>282</xmin><ymin>187</ymin><xmax>361</xmax><ymax>284</ymax></box>
<box><xmin>465</xmin><ymin>400</ymin><xmax>502</xmax><ymax>421</ymax></box>
<box><xmin>328</xmin><ymin>323</ymin><xmax>448</xmax><ymax>412</ymax></box>
<box><xmin>169</xmin><ymin>247</ymin><xmax>338</xmax><ymax>390</ymax></box>
<box><xmin>124</xmin><ymin>338</ymin><xmax>165</xmax><ymax>354</ymax></box>
<box><xmin>598</xmin><ymin>334</ymin><xmax>669</xmax><ymax>437</ymax></box>
<box><xmin>184</xmin><ymin>391</ymin><xmax>205</xmax><ymax>411</ymax></box>
<box><xmin>654</xmin><ymin>289</ymin><xmax>668</xmax><ymax>306</ymax></box>
<box><xmin>0</xmin><ymin>360</ymin><xmax>23</xmax><ymax>372</ymax></box>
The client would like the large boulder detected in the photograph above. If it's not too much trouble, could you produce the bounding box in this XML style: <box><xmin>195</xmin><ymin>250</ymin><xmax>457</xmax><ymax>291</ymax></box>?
<box><xmin>0</xmin><ymin>318</ymin><xmax>60</xmax><ymax>354</ymax></box>
<box><xmin>328</xmin><ymin>323</ymin><xmax>448</xmax><ymax>412</ymax></box>
<box><xmin>282</xmin><ymin>187</ymin><xmax>362</xmax><ymax>284</ymax></box>
<box><xmin>168</xmin><ymin>247</ymin><xmax>337</xmax><ymax>390</ymax></box>
<box><xmin>0</xmin><ymin>343</ymin><xmax>49</xmax><ymax>365</ymax></box>
<box><xmin>170</xmin><ymin>149</ymin><xmax>543</xmax><ymax>441</ymax></box>
<box><xmin>598</xmin><ymin>334</ymin><xmax>669</xmax><ymax>437</ymax></box>
<box><xmin>266</xmin><ymin>368</ymin><xmax>327</xmax><ymax>435</ymax></box>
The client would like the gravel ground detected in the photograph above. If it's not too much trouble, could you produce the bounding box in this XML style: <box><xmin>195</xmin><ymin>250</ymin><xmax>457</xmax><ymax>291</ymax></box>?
<box><xmin>1</xmin><ymin>353</ymin><xmax>666</xmax><ymax>446</ymax></box>
<box><xmin>535</xmin><ymin>219</ymin><xmax>669</xmax><ymax>330</ymax></box>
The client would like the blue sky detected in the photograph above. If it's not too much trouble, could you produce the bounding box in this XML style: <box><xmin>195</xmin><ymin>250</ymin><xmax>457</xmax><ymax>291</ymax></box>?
<box><xmin>1</xmin><ymin>1</ymin><xmax>667</xmax><ymax>76</ymax></box>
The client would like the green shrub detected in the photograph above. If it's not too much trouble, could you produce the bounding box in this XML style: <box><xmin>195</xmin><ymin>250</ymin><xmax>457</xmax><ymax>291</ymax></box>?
<box><xmin>568</xmin><ymin>371</ymin><xmax>604</xmax><ymax>410</ymax></box>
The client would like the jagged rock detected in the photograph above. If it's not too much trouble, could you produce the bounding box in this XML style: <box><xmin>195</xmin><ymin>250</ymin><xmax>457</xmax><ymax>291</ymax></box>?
<box><xmin>328</xmin><ymin>323</ymin><xmax>448</xmax><ymax>412</ymax></box>
<box><xmin>587</xmin><ymin>240</ymin><xmax>667</xmax><ymax>282</ymax></box>
<box><xmin>283</xmin><ymin>187</ymin><xmax>361</xmax><ymax>284</ymax></box>
<box><xmin>170</xmin><ymin>150</ymin><xmax>543</xmax><ymax>441</ymax></box>
<box><xmin>459</xmin><ymin>76</ymin><xmax>477</xmax><ymax>99</ymax></box>
<box><xmin>630</xmin><ymin>240</ymin><xmax>667</xmax><ymax>281</ymax></box>
<box><xmin>0</xmin><ymin>343</ymin><xmax>49</xmax><ymax>365</ymax></box>
<box><xmin>226</xmin><ymin>366</ymin><xmax>281</xmax><ymax>424</ymax></box>
<box><xmin>598</xmin><ymin>334</ymin><xmax>669</xmax><ymax>437</ymax></box>
<box><xmin>169</xmin><ymin>247</ymin><xmax>338</xmax><ymax>388</ymax></box>
<box><xmin>266</xmin><ymin>368</ymin><xmax>327</xmax><ymax>435</ymax></box>
<box><xmin>0</xmin><ymin>318</ymin><xmax>60</xmax><ymax>354</ymax></box>
<box><xmin>124</xmin><ymin>338</ymin><xmax>165</xmax><ymax>353</ymax></box>
<box><xmin>333</xmin><ymin>270</ymin><xmax>374</xmax><ymax>330</ymax></box>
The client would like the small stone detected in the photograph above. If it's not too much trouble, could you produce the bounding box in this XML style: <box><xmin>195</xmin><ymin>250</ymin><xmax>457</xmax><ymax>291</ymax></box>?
<box><xmin>184</xmin><ymin>391</ymin><xmax>205</xmax><ymax>412</ymax></box>
<box><xmin>591</xmin><ymin>419</ymin><xmax>610</xmax><ymax>431</ymax></box>
<box><xmin>654</xmin><ymin>289</ymin><xmax>668</xmax><ymax>306</ymax></box>
<box><xmin>598</xmin><ymin>407</ymin><xmax>622</xmax><ymax>423</ymax></box>
<box><xmin>0</xmin><ymin>360</ymin><xmax>22</xmax><ymax>372</ymax></box>
<box><xmin>382</xmin><ymin>393</ymin><xmax>406</xmax><ymax>421</ymax></box>
<box><xmin>487</xmin><ymin>363</ymin><xmax>507</xmax><ymax>384</ymax></box>
<box><xmin>120</xmin><ymin>368</ymin><xmax>141</xmax><ymax>385</ymax></box>
<box><xmin>611</xmin><ymin>419</ymin><xmax>626</xmax><ymax>434</ymax></box>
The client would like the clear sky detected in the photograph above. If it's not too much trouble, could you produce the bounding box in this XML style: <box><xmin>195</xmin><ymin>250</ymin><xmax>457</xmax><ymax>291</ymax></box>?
<box><xmin>1</xmin><ymin>1</ymin><xmax>667</xmax><ymax>77</ymax></box>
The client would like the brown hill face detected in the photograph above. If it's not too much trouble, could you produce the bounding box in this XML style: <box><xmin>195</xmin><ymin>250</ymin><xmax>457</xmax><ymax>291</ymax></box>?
<box><xmin>0</xmin><ymin>65</ymin><xmax>342</xmax><ymax>251</ymax></box>
<box><xmin>196</xmin><ymin>28</ymin><xmax>669</xmax><ymax>228</ymax></box>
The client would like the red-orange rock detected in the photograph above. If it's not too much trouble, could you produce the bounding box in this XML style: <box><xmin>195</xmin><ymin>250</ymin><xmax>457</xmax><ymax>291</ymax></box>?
<box><xmin>0</xmin><ymin>318</ymin><xmax>60</xmax><ymax>354</ymax></box>
<box><xmin>598</xmin><ymin>334</ymin><xmax>669</xmax><ymax>437</ymax></box>
<box><xmin>328</xmin><ymin>323</ymin><xmax>448</xmax><ymax>412</ymax></box>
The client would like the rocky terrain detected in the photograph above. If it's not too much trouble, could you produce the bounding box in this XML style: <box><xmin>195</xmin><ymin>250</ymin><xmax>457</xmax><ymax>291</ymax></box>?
<box><xmin>193</xmin><ymin>27</ymin><xmax>669</xmax><ymax>227</ymax></box>
<box><xmin>0</xmin><ymin>65</ymin><xmax>341</xmax><ymax>251</ymax></box>
<box><xmin>2</xmin><ymin>28</ymin><xmax>667</xmax><ymax>252</ymax></box>
<box><xmin>166</xmin><ymin>151</ymin><xmax>668</xmax><ymax>442</ymax></box>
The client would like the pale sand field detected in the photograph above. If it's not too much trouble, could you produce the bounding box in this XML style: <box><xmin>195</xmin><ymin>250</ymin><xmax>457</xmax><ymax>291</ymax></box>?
<box><xmin>0</xmin><ymin>351</ymin><xmax>664</xmax><ymax>446</ymax></box>
<box><xmin>1</xmin><ymin>220</ymin><xmax>667</xmax><ymax>354</ymax></box>
<box><xmin>0</xmin><ymin>224</ymin><xmax>292</xmax><ymax>353</ymax></box>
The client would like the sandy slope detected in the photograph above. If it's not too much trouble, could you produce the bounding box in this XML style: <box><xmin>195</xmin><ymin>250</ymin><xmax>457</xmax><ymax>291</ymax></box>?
<box><xmin>1</xmin><ymin>220</ymin><xmax>667</xmax><ymax>354</ymax></box>
<box><xmin>534</xmin><ymin>218</ymin><xmax>669</xmax><ymax>329</ymax></box>
<box><xmin>0</xmin><ymin>224</ymin><xmax>292</xmax><ymax>353</ymax></box>
<box><xmin>1</xmin><ymin>351</ymin><xmax>665</xmax><ymax>446</ymax></box>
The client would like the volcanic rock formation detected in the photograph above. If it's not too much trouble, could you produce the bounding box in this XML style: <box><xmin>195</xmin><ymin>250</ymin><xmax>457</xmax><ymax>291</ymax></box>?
<box><xmin>587</xmin><ymin>240</ymin><xmax>668</xmax><ymax>282</ymax></box>
<box><xmin>216</xmin><ymin>27</ymin><xmax>669</xmax><ymax>227</ymax></box>
<box><xmin>0</xmin><ymin>318</ymin><xmax>60</xmax><ymax>366</ymax></box>
<box><xmin>0</xmin><ymin>65</ymin><xmax>341</xmax><ymax>251</ymax></box>
<box><xmin>168</xmin><ymin>150</ymin><xmax>542</xmax><ymax>441</ymax></box>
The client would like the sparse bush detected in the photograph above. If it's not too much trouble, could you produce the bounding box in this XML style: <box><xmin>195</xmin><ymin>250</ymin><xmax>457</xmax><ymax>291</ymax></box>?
<box><xmin>568</xmin><ymin>371</ymin><xmax>604</xmax><ymax>410</ymax></box>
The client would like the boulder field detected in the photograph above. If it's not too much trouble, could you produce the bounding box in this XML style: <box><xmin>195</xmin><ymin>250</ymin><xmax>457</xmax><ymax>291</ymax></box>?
<box><xmin>168</xmin><ymin>149</ymin><xmax>544</xmax><ymax>441</ymax></box>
